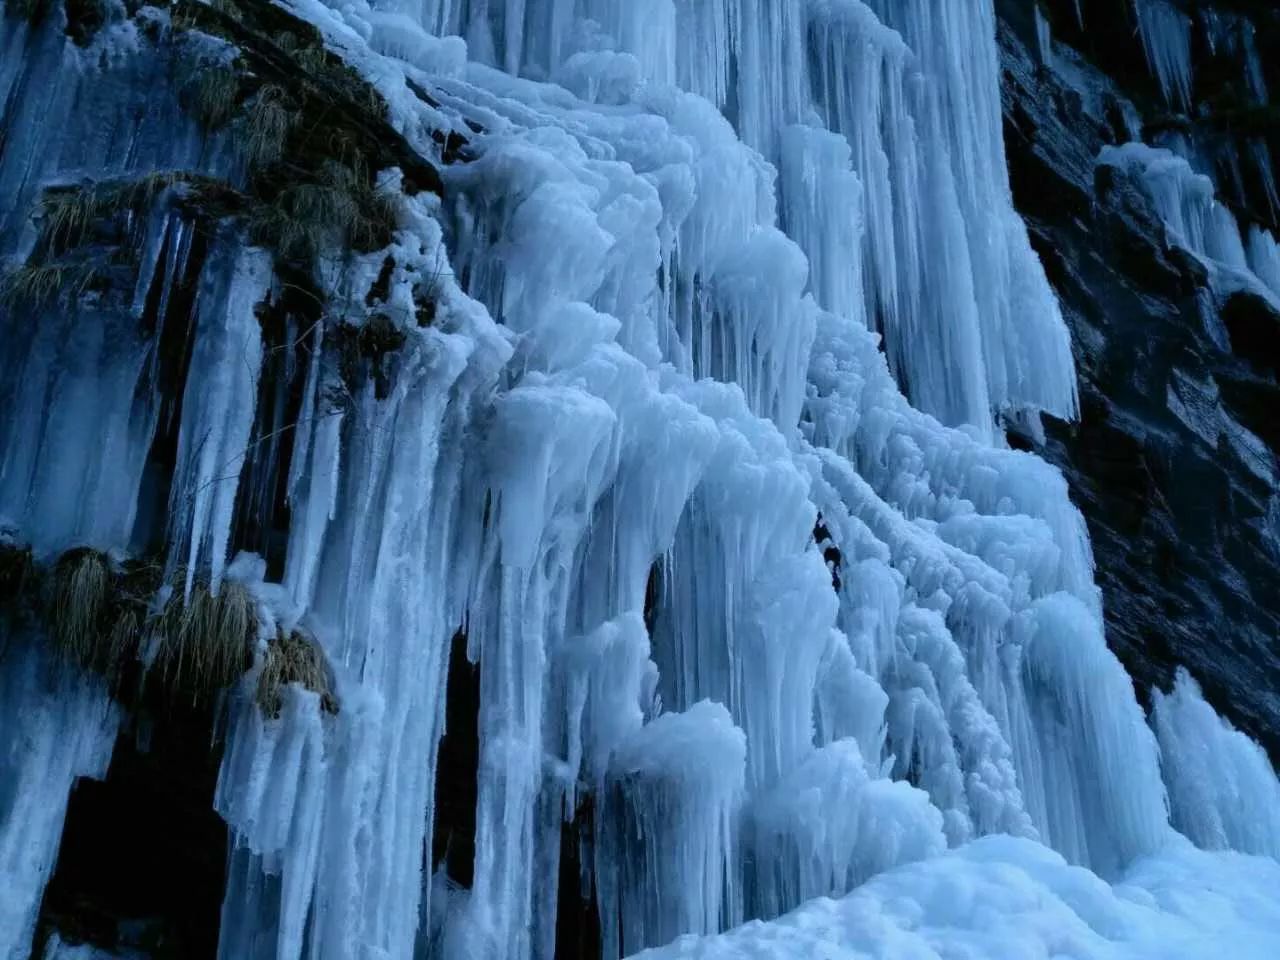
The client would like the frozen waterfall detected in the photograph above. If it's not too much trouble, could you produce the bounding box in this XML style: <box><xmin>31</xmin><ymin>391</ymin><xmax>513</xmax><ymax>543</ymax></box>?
<box><xmin>1</xmin><ymin>0</ymin><xmax>1279</xmax><ymax>959</ymax></box>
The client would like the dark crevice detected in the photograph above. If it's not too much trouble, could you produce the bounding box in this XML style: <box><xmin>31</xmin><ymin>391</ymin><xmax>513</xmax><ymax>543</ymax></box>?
<box><xmin>432</xmin><ymin>625</ymin><xmax>480</xmax><ymax>888</ymax></box>
<box><xmin>35</xmin><ymin>707</ymin><xmax>227</xmax><ymax>960</ymax></box>
<box><xmin>555</xmin><ymin>795</ymin><xmax>602</xmax><ymax>960</ymax></box>
<box><xmin>643</xmin><ymin>561</ymin><xmax>662</xmax><ymax>638</ymax></box>
<box><xmin>131</xmin><ymin>220</ymin><xmax>210</xmax><ymax>557</ymax></box>
<box><xmin>228</xmin><ymin>279</ymin><xmax>316</xmax><ymax>580</ymax></box>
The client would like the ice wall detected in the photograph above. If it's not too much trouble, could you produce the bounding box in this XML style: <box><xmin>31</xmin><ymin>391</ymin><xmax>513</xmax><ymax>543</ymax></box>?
<box><xmin>0</xmin><ymin>1</ymin><xmax>1278</xmax><ymax>960</ymax></box>
<box><xmin>1153</xmin><ymin>670</ymin><xmax>1280</xmax><ymax>859</ymax></box>
<box><xmin>0</xmin><ymin>638</ymin><xmax>117</xmax><ymax>960</ymax></box>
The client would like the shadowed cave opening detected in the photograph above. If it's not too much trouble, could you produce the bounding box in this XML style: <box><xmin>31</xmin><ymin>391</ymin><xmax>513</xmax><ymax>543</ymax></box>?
<box><xmin>35</xmin><ymin>704</ymin><xmax>227</xmax><ymax>960</ymax></box>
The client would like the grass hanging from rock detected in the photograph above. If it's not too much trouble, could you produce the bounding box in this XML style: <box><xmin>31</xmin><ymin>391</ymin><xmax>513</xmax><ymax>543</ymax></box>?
<box><xmin>47</xmin><ymin>548</ymin><xmax>114</xmax><ymax>671</ymax></box>
<box><xmin>0</xmin><ymin>546</ymin><xmax>256</xmax><ymax>705</ymax></box>
<box><xmin>256</xmin><ymin>627</ymin><xmax>338</xmax><ymax>718</ymax></box>
<box><xmin>151</xmin><ymin>576</ymin><xmax>256</xmax><ymax>706</ymax></box>
<box><xmin>0</xmin><ymin>262</ymin><xmax>100</xmax><ymax>308</ymax></box>
<box><xmin>0</xmin><ymin>542</ymin><xmax>344</xmax><ymax>716</ymax></box>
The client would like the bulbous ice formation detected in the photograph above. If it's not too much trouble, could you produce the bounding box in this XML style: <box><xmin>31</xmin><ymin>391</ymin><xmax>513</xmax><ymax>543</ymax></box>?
<box><xmin>0</xmin><ymin>1</ymin><xmax>1278</xmax><ymax>960</ymax></box>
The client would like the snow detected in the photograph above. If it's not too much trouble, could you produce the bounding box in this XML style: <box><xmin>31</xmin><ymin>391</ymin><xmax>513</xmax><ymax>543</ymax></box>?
<box><xmin>633</xmin><ymin>834</ymin><xmax>1280</xmax><ymax>960</ymax></box>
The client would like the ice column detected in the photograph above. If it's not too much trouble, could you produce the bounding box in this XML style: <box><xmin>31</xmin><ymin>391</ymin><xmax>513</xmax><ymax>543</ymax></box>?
<box><xmin>597</xmin><ymin>701</ymin><xmax>746</xmax><ymax>957</ymax></box>
<box><xmin>0</xmin><ymin>640</ymin><xmax>118</xmax><ymax>960</ymax></box>
<box><xmin>1134</xmin><ymin>0</ymin><xmax>1194</xmax><ymax>109</ymax></box>
<box><xmin>166</xmin><ymin>243</ymin><xmax>271</xmax><ymax>597</ymax></box>
<box><xmin>1153</xmin><ymin>669</ymin><xmax>1280</xmax><ymax>859</ymax></box>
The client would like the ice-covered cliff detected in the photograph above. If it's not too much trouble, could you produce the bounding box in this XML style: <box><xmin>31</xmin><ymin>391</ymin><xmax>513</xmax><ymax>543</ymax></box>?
<box><xmin>999</xmin><ymin>0</ymin><xmax>1280</xmax><ymax>760</ymax></box>
<box><xmin>0</xmin><ymin>1</ymin><xmax>1278</xmax><ymax>959</ymax></box>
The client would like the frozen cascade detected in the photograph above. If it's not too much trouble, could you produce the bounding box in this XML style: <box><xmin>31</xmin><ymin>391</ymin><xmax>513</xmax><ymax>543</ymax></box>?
<box><xmin>0</xmin><ymin>640</ymin><xmax>117</xmax><ymax>960</ymax></box>
<box><xmin>1</xmin><ymin>1</ymin><xmax>1279</xmax><ymax>960</ymax></box>
<box><xmin>1153</xmin><ymin>670</ymin><xmax>1280</xmax><ymax>860</ymax></box>
<box><xmin>1098</xmin><ymin>143</ymin><xmax>1280</xmax><ymax>333</ymax></box>
<box><xmin>167</xmin><ymin>243</ymin><xmax>271</xmax><ymax>598</ymax></box>
<box><xmin>1246</xmin><ymin>225</ymin><xmax>1280</xmax><ymax>297</ymax></box>
<box><xmin>1099</xmin><ymin>143</ymin><xmax>1249</xmax><ymax>271</ymax></box>
<box><xmin>406</xmin><ymin>0</ymin><xmax>1078</xmax><ymax>435</ymax></box>
<box><xmin>1134</xmin><ymin>0</ymin><xmax>1194</xmax><ymax>110</ymax></box>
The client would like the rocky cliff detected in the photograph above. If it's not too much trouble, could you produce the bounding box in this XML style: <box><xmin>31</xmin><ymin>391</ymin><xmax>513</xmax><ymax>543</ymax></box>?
<box><xmin>996</xmin><ymin>0</ymin><xmax>1280</xmax><ymax>756</ymax></box>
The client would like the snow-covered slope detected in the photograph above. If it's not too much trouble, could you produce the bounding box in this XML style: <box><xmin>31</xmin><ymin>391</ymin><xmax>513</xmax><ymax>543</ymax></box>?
<box><xmin>637</xmin><ymin>833</ymin><xmax>1280</xmax><ymax>960</ymax></box>
<box><xmin>0</xmin><ymin>1</ymin><xmax>1278</xmax><ymax>959</ymax></box>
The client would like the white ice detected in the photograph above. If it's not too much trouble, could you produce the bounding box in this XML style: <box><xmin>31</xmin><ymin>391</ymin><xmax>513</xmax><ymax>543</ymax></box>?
<box><xmin>2</xmin><ymin>2</ymin><xmax>1280</xmax><ymax>960</ymax></box>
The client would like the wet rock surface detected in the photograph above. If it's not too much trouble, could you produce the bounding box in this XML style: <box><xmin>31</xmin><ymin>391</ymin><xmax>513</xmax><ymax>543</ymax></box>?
<box><xmin>997</xmin><ymin>0</ymin><xmax>1280</xmax><ymax>755</ymax></box>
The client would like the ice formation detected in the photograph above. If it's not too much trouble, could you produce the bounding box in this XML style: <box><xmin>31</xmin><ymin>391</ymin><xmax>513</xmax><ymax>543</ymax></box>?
<box><xmin>0</xmin><ymin>1</ymin><xmax>1278</xmax><ymax>959</ymax></box>
<box><xmin>1098</xmin><ymin>143</ymin><xmax>1280</xmax><ymax>320</ymax></box>
<box><xmin>1134</xmin><ymin>0</ymin><xmax>1194</xmax><ymax>109</ymax></box>
<box><xmin>1153</xmin><ymin>670</ymin><xmax>1280</xmax><ymax>860</ymax></box>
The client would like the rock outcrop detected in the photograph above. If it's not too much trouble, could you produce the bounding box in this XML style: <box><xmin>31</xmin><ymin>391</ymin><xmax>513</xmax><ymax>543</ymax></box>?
<box><xmin>997</xmin><ymin>0</ymin><xmax>1280</xmax><ymax>755</ymax></box>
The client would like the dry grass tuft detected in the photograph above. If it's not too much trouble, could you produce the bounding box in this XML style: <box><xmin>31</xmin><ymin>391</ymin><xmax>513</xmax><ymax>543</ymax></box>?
<box><xmin>47</xmin><ymin>547</ymin><xmax>113</xmax><ymax>670</ymax></box>
<box><xmin>183</xmin><ymin>61</ymin><xmax>242</xmax><ymax>130</ymax></box>
<box><xmin>239</xmin><ymin>84</ymin><xmax>293</xmax><ymax>167</ymax></box>
<box><xmin>0</xmin><ymin>262</ymin><xmax>99</xmax><ymax>308</ymax></box>
<box><xmin>45</xmin><ymin>549</ymin><xmax>145</xmax><ymax>686</ymax></box>
<box><xmin>2</xmin><ymin>545</ymin><xmax>263</xmax><ymax>705</ymax></box>
<box><xmin>249</xmin><ymin>158</ymin><xmax>400</xmax><ymax>261</ymax></box>
<box><xmin>152</xmin><ymin>577</ymin><xmax>257</xmax><ymax>704</ymax></box>
<box><xmin>31</xmin><ymin>173</ymin><xmax>193</xmax><ymax>258</ymax></box>
<box><xmin>39</xmin><ymin>186</ymin><xmax>103</xmax><ymax>252</ymax></box>
<box><xmin>256</xmin><ymin>627</ymin><xmax>338</xmax><ymax>718</ymax></box>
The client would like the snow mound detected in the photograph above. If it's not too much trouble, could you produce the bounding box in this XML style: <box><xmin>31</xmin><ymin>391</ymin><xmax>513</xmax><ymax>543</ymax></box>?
<box><xmin>633</xmin><ymin>835</ymin><xmax>1280</xmax><ymax>960</ymax></box>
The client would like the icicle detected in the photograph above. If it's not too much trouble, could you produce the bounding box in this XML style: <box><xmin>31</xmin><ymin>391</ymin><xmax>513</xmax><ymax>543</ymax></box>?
<box><xmin>1247</xmin><ymin>225</ymin><xmax>1280</xmax><ymax>297</ymax></box>
<box><xmin>550</xmin><ymin>613</ymin><xmax>656</xmax><ymax>808</ymax></box>
<box><xmin>215</xmin><ymin>688</ymin><xmax>329</xmax><ymax>960</ymax></box>
<box><xmin>702</xmin><ymin>228</ymin><xmax>816</xmax><ymax>429</ymax></box>
<box><xmin>597</xmin><ymin>701</ymin><xmax>746</xmax><ymax>957</ymax></box>
<box><xmin>746</xmin><ymin>739</ymin><xmax>945</xmax><ymax>919</ymax></box>
<box><xmin>1153</xmin><ymin>669</ymin><xmax>1280</xmax><ymax>859</ymax></box>
<box><xmin>1134</xmin><ymin>0</ymin><xmax>1194</xmax><ymax>110</ymax></box>
<box><xmin>1015</xmin><ymin>594</ymin><xmax>1171</xmax><ymax>875</ymax></box>
<box><xmin>778</xmin><ymin>126</ymin><xmax>866</xmax><ymax>327</ymax></box>
<box><xmin>1035</xmin><ymin>5</ymin><xmax>1053</xmax><ymax>67</ymax></box>
<box><xmin>167</xmin><ymin>243</ymin><xmax>271</xmax><ymax>598</ymax></box>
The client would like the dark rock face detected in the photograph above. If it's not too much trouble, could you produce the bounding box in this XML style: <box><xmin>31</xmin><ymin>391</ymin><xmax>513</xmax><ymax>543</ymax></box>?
<box><xmin>996</xmin><ymin>1</ymin><xmax>1280</xmax><ymax>755</ymax></box>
